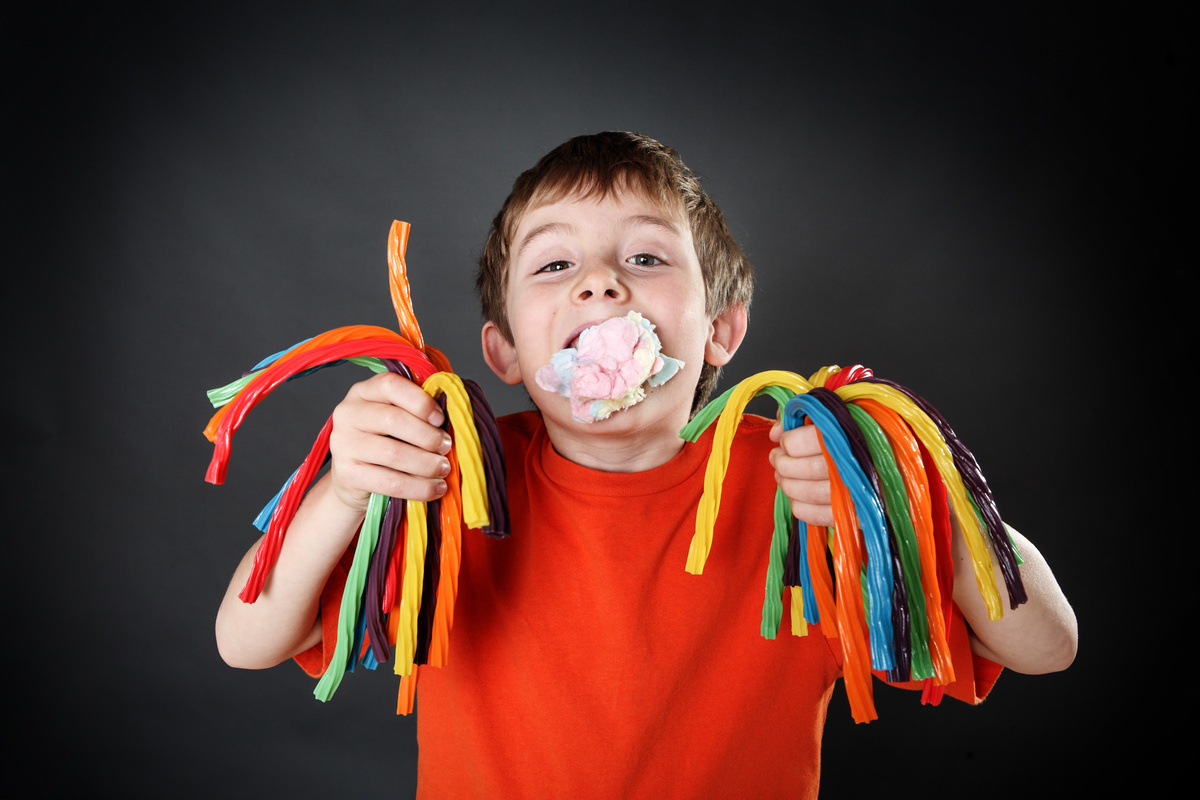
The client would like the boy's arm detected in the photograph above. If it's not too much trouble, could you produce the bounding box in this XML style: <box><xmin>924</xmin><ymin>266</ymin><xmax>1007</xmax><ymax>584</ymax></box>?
<box><xmin>950</xmin><ymin>522</ymin><xmax>1076</xmax><ymax>673</ymax></box>
<box><xmin>769</xmin><ymin>422</ymin><xmax>1077</xmax><ymax>674</ymax></box>
<box><xmin>215</xmin><ymin>372</ymin><xmax>453</xmax><ymax>669</ymax></box>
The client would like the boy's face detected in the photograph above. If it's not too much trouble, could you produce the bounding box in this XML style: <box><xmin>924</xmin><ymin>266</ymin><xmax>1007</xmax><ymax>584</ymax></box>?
<box><xmin>483</xmin><ymin>189</ymin><xmax>737</xmax><ymax>438</ymax></box>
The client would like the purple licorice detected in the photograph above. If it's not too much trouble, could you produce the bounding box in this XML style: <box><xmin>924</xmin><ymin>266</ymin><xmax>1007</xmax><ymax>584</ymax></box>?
<box><xmin>364</xmin><ymin>496</ymin><xmax>405</xmax><ymax>665</ymax></box>
<box><xmin>463</xmin><ymin>379</ymin><xmax>509</xmax><ymax>539</ymax></box>
<box><xmin>361</xmin><ymin>358</ymin><xmax>417</xmax><ymax>664</ymax></box>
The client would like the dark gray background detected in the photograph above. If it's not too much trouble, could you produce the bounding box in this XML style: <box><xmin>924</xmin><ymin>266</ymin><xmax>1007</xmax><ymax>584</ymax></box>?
<box><xmin>9</xmin><ymin>2</ymin><xmax>1182</xmax><ymax>796</ymax></box>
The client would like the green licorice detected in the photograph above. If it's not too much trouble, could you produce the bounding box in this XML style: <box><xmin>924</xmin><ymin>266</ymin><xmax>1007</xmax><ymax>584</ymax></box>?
<box><xmin>314</xmin><ymin>491</ymin><xmax>387</xmax><ymax>702</ymax></box>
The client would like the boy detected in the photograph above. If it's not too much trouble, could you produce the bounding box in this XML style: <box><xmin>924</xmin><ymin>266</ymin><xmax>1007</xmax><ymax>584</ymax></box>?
<box><xmin>216</xmin><ymin>132</ymin><xmax>1077</xmax><ymax>797</ymax></box>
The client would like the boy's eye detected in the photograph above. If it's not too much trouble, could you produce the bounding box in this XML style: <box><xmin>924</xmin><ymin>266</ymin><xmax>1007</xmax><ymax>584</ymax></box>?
<box><xmin>536</xmin><ymin>260</ymin><xmax>571</xmax><ymax>274</ymax></box>
<box><xmin>628</xmin><ymin>253</ymin><xmax>662</xmax><ymax>267</ymax></box>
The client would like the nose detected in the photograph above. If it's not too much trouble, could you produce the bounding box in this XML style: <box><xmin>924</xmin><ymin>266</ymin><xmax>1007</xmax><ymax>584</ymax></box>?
<box><xmin>572</xmin><ymin>260</ymin><xmax>629</xmax><ymax>304</ymax></box>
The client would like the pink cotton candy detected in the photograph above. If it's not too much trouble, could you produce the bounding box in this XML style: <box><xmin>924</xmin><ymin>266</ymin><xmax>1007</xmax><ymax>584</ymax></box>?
<box><xmin>534</xmin><ymin>311</ymin><xmax>685</xmax><ymax>423</ymax></box>
<box><xmin>570</xmin><ymin>362</ymin><xmax>617</xmax><ymax>399</ymax></box>
<box><xmin>575</xmin><ymin>320</ymin><xmax>639</xmax><ymax>363</ymax></box>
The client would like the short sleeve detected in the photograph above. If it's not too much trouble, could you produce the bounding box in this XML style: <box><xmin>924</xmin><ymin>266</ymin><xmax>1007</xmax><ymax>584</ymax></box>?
<box><xmin>293</xmin><ymin>549</ymin><xmax>354</xmax><ymax>678</ymax></box>
<box><xmin>883</xmin><ymin>603</ymin><xmax>1003</xmax><ymax>704</ymax></box>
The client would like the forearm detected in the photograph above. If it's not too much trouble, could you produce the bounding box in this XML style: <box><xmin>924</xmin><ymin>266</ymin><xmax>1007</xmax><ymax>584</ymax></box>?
<box><xmin>215</xmin><ymin>474</ymin><xmax>364</xmax><ymax>669</ymax></box>
<box><xmin>952</xmin><ymin>522</ymin><xmax>1077</xmax><ymax>674</ymax></box>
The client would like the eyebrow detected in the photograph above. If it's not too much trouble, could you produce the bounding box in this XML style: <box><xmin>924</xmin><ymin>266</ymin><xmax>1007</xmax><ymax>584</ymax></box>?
<box><xmin>515</xmin><ymin>221</ymin><xmax>577</xmax><ymax>260</ymax></box>
<box><xmin>514</xmin><ymin>214</ymin><xmax>684</xmax><ymax>260</ymax></box>
<box><xmin>623</xmin><ymin>214</ymin><xmax>684</xmax><ymax>238</ymax></box>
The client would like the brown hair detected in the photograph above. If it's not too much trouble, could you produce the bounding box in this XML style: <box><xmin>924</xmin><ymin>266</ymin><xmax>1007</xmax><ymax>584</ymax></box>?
<box><xmin>476</xmin><ymin>131</ymin><xmax>754</xmax><ymax>412</ymax></box>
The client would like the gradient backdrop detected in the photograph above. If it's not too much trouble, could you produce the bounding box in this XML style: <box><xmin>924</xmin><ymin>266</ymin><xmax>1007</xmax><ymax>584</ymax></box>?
<box><xmin>10</xmin><ymin>2</ymin><xmax>1181</xmax><ymax>796</ymax></box>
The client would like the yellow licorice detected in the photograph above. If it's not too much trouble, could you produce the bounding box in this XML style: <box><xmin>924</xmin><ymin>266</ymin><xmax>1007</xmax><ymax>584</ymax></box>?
<box><xmin>686</xmin><ymin>370</ymin><xmax>813</xmax><ymax>574</ymax></box>
<box><xmin>394</xmin><ymin>499</ymin><xmax>428</xmax><ymax>676</ymax></box>
<box><xmin>423</xmin><ymin>371</ymin><xmax>489</xmax><ymax>531</ymax></box>
<box><xmin>789</xmin><ymin>588</ymin><xmax>807</xmax><ymax>637</ymax></box>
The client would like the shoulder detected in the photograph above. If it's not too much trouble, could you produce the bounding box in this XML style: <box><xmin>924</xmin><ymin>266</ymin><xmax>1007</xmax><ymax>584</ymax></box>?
<box><xmin>689</xmin><ymin>411</ymin><xmax>777</xmax><ymax>494</ymax></box>
<box><xmin>730</xmin><ymin>413</ymin><xmax>775</xmax><ymax>459</ymax></box>
<box><xmin>498</xmin><ymin>409</ymin><xmax>543</xmax><ymax>434</ymax></box>
<box><xmin>734</xmin><ymin>413</ymin><xmax>774</xmax><ymax>437</ymax></box>
<box><xmin>497</xmin><ymin>410</ymin><xmax>544</xmax><ymax>455</ymax></box>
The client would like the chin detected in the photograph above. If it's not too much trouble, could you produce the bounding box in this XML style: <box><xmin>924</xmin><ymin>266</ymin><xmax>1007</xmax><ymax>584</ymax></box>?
<box><xmin>594</xmin><ymin>392</ymin><xmax>691</xmax><ymax>433</ymax></box>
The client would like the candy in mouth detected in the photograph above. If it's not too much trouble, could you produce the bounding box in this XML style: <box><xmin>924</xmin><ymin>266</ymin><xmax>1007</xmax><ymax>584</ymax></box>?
<box><xmin>534</xmin><ymin>311</ymin><xmax>684</xmax><ymax>423</ymax></box>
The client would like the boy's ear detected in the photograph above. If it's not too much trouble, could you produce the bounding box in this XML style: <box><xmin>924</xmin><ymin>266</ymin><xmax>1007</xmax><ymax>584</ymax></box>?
<box><xmin>704</xmin><ymin>303</ymin><xmax>748</xmax><ymax>367</ymax></box>
<box><xmin>482</xmin><ymin>321</ymin><xmax>524</xmax><ymax>385</ymax></box>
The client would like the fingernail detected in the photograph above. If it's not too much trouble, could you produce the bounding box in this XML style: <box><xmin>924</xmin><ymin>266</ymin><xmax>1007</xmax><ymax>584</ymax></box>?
<box><xmin>434</xmin><ymin>480</ymin><xmax>448</xmax><ymax>496</ymax></box>
<box><xmin>439</xmin><ymin>458</ymin><xmax>451</xmax><ymax>477</ymax></box>
<box><xmin>428</xmin><ymin>410</ymin><xmax>445</xmax><ymax>427</ymax></box>
<box><xmin>438</xmin><ymin>434</ymin><xmax>452</xmax><ymax>455</ymax></box>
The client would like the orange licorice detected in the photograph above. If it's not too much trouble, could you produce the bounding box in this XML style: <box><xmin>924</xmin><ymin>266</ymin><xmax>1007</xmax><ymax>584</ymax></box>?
<box><xmin>805</xmin><ymin>522</ymin><xmax>839</xmax><ymax>638</ymax></box>
<box><xmin>820</xmin><ymin>430</ymin><xmax>876</xmax><ymax>723</ymax></box>
<box><xmin>397</xmin><ymin>666</ymin><xmax>419</xmax><ymax>715</ymax></box>
<box><xmin>388</xmin><ymin>220</ymin><xmax>425</xmax><ymax>353</ymax></box>
<box><xmin>426</xmin><ymin>345</ymin><xmax>454</xmax><ymax>374</ymax></box>
<box><xmin>427</xmin><ymin>448</ymin><xmax>463</xmax><ymax>669</ymax></box>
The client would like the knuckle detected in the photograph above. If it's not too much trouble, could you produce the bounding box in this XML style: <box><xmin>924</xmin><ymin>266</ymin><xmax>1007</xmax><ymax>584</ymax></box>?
<box><xmin>331</xmin><ymin>396</ymin><xmax>360</xmax><ymax>427</ymax></box>
<box><xmin>378</xmin><ymin>405</ymin><xmax>405</xmax><ymax>435</ymax></box>
<box><xmin>417</xmin><ymin>424</ymin><xmax>448</xmax><ymax>454</ymax></box>
<box><xmin>380</xmin><ymin>473</ymin><xmax>412</xmax><ymax>500</ymax></box>
<box><xmin>374</xmin><ymin>370</ymin><xmax>406</xmax><ymax>389</ymax></box>
<box><xmin>385</xmin><ymin>474</ymin><xmax>441</xmax><ymax>503</ymax></box>
<box><xmin>332</xmin><ymin>462</ymin><xmax>371</xmax><ymax>499</ymax></box>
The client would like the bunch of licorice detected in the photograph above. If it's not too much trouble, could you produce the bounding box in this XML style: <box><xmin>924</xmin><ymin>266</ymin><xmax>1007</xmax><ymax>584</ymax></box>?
<box><xmin>680</xmin><ymin>365</ymin><xmax>1025</xmax><ymax>724</ymax></box>
<box><xmin>204</xmin><ymin>221</ymin><xmax>508</xmax><ymax>714</ymax></box>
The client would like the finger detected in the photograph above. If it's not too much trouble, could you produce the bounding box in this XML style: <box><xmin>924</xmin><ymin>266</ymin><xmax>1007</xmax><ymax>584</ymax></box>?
<box><xmin>771</xmin><ymin>449</ymin><xmax>829</xmax><ymax>482</ymax></box>
<box><xmin>340</xmin><ymin>427</ymin><xmax>452</xmax><ymax>481</ymax></box>
<box><xmin>332</xmin><ymin>458</ymin><xmax>448</xmax><ymax>504</ymax></box>
<box><xmin>337</xmin><ymin>382</ymin><xmax>451</xmax><ymax>458</ymax></box>
<box><xmin>353</xmin><ymin>372</ymin><xmax>445</xmax><ymax>427</ymax></box>
<box><xmin>346</xmin><ymin>400</ymin><xmax>452</xmax><ymax>456</ymax></box>
<box><xmin>778</xmin><ymin>424</ymin><xmax>823</xmax><ymax>458</ymax></box>
<box><xmin>775</xmin><ymin>473</ymin><xmax>831</xmax><ymax>508</ymax></box>
<box><xmin>788</xmin><ymin>500</ymin><xmax>835</xmax><ymax>529</ymax></box>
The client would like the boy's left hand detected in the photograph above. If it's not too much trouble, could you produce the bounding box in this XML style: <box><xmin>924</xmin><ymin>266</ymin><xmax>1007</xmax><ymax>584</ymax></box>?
<box><xmin>769</xmin><ymin>421</ymin><xmax>834</xmax><ymax>528</ymax></box>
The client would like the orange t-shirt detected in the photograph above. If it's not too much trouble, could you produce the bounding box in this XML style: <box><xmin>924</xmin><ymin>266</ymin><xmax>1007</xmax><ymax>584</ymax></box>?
<box><xmin>301</xmin><ymin>411</ymin><xmax>998</xmax><ymax>798</ymax></box>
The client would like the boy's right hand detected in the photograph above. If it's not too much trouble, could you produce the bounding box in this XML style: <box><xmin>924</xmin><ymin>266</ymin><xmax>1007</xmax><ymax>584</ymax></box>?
<box><xmin>328</xmin><ymin>372</ymin><xmax>453</xmax><ymax>512</ymax></box>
